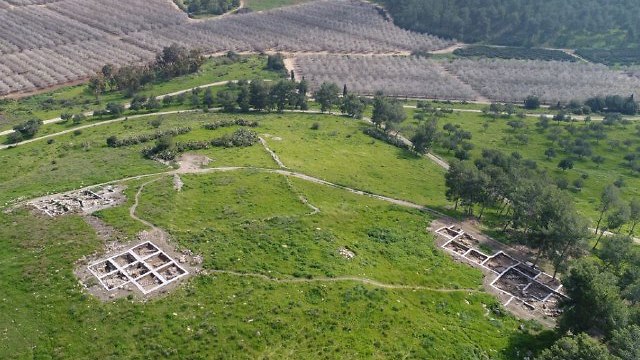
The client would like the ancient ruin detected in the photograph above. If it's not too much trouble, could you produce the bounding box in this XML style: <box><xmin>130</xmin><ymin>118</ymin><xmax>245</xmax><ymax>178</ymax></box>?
<box><xmin>88</xmin><ymin>241</ymin><xmax>188</xmax><ymax>295</ymax></box>
<box><xmin>436</xmin><ymin>225</ymin><xmax>566</xmax><ymax>318</ymax></box>
<box><xmin>28</xmin><ymin>185</ymin><xmax>125</xmax><ymax>217</ymax></box>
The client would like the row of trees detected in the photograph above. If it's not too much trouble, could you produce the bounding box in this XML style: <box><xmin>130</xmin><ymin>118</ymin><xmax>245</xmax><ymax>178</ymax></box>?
<box><xmin>88</xmin><ymin>44</ymin><xmax>205</xmax><ymax>98</ymax></box>
<box><xmin>445</xmin><ymin>150</ymin><xmax>588</xmax><ymax>278</ymax></box>
<box><xmin>442</xmin><ymin>147</ymin><xmax>640</xmax><ymax>357</ymax></box>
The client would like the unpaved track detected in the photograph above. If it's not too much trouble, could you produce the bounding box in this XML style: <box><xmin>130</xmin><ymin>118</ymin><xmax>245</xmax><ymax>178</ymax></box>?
<box><xmin>1</xmin><ymin>107</ymin><xmax>452</xmax><ymax>171</ymax></box>
<box><xmin>209</xmin><ymin>269</ymin><xmax>481</xmax><ymax>292</ymax></box>
<box><xmin>0</xmin><ymin>109</ymin><xmax>200</xmax><ymax>150</ymax></box>
<box><xmin>126</xmin><ymin>170</ymin><xmax>471</xmax><ymax>294</ymax></box>
<box><xmin>16</xmin><ymin>165</ymin><xmax>447</xmax><ymax>220</ymax></box>
<box><xmin>259</xmin><ymin>136</ymin><xmax>287</xmax><ymax>168</ymax></box>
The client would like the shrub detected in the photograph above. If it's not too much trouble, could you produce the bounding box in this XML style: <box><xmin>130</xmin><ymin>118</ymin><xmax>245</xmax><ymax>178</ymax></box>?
<box><xmin>202</xmin><ymin>119</ymin><xmax>258</xmax><ymax>130</ymax></box>
<box><xmin>13</xmin><ymin>119</ymin><xmax>42</xmax><ymax>139</ymax></box>
<box><xmin>107</xmin><ymin>127</ymin><xmax>191</xmax><ymax>147</ymax></box>
<box><xmin>363</xmin><ymin>127</ymin><xmax>411</xmax><ymax>151</ymax></box>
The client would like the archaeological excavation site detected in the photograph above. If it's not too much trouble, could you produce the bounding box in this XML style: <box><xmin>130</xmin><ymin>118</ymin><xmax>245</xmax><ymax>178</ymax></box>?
<box><xmin>436</xmin><ymin>225</ymin><xmax>566</xmax><ymax>320</ymax></box>
<box><xmin>88</xmin><ymin>241</ymin><xmax>188</xmax><ymax>295</ymax></box>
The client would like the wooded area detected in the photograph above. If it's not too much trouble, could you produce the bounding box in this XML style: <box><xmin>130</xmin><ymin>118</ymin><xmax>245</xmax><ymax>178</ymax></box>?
<box><xmin>381</xmin><ymin>0</ymin><xmax>640</xmax><ymax>49</ymax></box>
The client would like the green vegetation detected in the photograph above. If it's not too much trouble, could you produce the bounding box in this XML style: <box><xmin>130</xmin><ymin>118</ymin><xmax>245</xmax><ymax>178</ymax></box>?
<box><xmin>575</xmin><ymin>48</ymin><xmax>640</xmax><ymax>66</ymax></box>
<box><xmin>174</xmin><ymin>0</ymin><xmax>240</xmax><ymax>17</ymax></box>
<box><xmin>0</xmin><ymin>54</ymin><xmax>282</xmax><ymax>132</ymax></box>
<box><xmin>244</xmin><ymin>0</ymin><xmax>314</xmax><ymax>12</ymax></box>
<box><xmin>3</xmin><ymin>31</ymin><xmax>640</xmax><ymax>357</ymax></box>
<box><xmin>400</xmin><ymin>109</ymin><xmax>640</xmax><ymax>224</ymax></box>
<box><xmin>0</xmin><ymin>204</ymin><xmax>545</xmax><ymax>358</ymax></box>
<box><xmin>453</xmin><ymin>46</ymin><xmax>576</xmax><ymax>62</ymax></box>
<box><xmin>0</xmin><ymin>102</ymin><xmax>553</xmax><ymax>358</ymax></box>
<box><xmin>380</xmin><ymin>0</ymin><xmax>640</xmax><ymax>50</ymax></box>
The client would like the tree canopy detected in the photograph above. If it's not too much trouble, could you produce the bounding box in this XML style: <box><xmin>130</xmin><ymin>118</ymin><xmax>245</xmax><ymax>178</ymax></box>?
<box><xmin>381</xmin><ymin>0</ymin><xmax>640</xmax><ymax>49</ymax></box>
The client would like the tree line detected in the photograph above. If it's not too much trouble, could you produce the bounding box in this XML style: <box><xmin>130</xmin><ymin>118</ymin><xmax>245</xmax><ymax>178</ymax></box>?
<box><xmin>88</xmin><ymin>44</ymin><xmax>205</xmax><ymax>98</ymax></box>
<box><xmin>381</xmin><ymin>0</ymin><xmax>640</xmax><ymax>49</ymax></box>
<box><xmin>444</xmin><ymin>149</ymin><xmax>640</xmax><ymax>358</ymax></box>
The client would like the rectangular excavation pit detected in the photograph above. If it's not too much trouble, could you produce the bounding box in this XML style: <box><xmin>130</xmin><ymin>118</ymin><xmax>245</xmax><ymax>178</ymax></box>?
<box><xmin>136</xmin><ymin>273</ymin><xmax>165</xmax><ymax>292</ymax></box>
<box><xmin>524</xmin><ymin>281</ymin><xmax>554</xmax><ymax>301</ymax></box>
<box><xmin>157</xmin><ymin>262</ymin><xmax>187</xmax><ymax>281</ymax></box>
<box><xmin>87</xmin><ymin>241</ymin><xmax>189</xmax><ymax>295</ymax></box>
<box><xmin>515</xmin><ymin>263</ymin><xmax>540</xmax><ymax>279</ymax></box>
<box><xmin>444</xmin><ymin>240</ymin><xmax>469</xmax><ymax>255</ymax></box>
<box><xmin>438</xmin><ymin>227</ymin><xmax>462</xmax><ymax>238</ymax></box>
<box><xmin>535</xmin><ymin>272</ymin><xmax>562</xmax><ymax>290</ymax></box>
<box><xmin>485</xmin><ymin>252</ymin><xmax>519</xmax><ymax>273</ymax></box>
<box><xmin>123</xmin><ymin>262</ymin><xmax>150</xmax><ymax>279</ymax></box>
<box><xmin>112</xmin><ymin>252</ymin><xmax>137</xmax><ymax>267</ymax></box>
<box><xmin>101</xmin><ymin>271</ymin><xmax>130</xmax><ymax>290</ymax></box>
<box><xmin>132</xmin><ymin>242</ymin><xmax>159</xmax><ymax>258</ymax></box>
<box><xmin>494</xmin><ymin>268</ymin><xmax>531</xmax><ymax>296</ymax></box>
<box><xmin>146</xmin><ymin>253</ymin><xmax>172</xmax><ymax>269</ymax></box>
<box><xmin>90</xmin><ymin>260</ymin><xmax>117</xmax><ymax>277</ymax></box>
<box><xmin>457</xmin><ymin>233</ymin><xmax>478</xmax><ymax>247</ymax></box>
<box><xmin>465</xmin><ymin>250</ymin><xmax>488</xmax><ymax>264</ymax></box>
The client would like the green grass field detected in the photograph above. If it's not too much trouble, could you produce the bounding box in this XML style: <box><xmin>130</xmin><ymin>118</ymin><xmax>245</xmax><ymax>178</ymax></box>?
<box><xmin>0</xmin><ymin>171</ymin><xmax>549</xmax><ymax>359</ymax></box>
<box><xmin>0</xmin><ymin>106</ymin><xmax>556</xmax><ymax>359</ymax></box>
<box><xmin>244</xmin><ymin>0</ymin><xmax>314</xmax><ymax>12</ymax></box>
<box><xmin>402</xmin><ymin>109</ymin><xmax>640</xmax><ymax>228</ymax></box>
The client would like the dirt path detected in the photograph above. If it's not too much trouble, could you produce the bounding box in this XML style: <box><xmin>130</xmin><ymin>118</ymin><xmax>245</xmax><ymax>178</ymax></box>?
<box><xmin>283</xmin><ymin>57</ymin><xmax>297</xmax><ymax>80</ymax></box>
<box><xmin>129</xmin><ymin>177</ymin><xmax>168</xmax><ymax>242</ymax></box>
<box><xmin>259</xmin><ymin>136</ymin><xmax>287</xmax><ymax>168</ymax></box>
<box><xmin>0</xmin><ymin>109</ymin><xmax>200</xmax><ymax>150</ymax></box>
<box><xmin>122</xmin><ymin>169</ymin><xmax>471</xmax><ymax>294</ymax></box>
<box><xmin>209</xmin><ymin>269</ymin><xmax>481</xmax><ymax>292</ymax></box>
<box><xmin>429</xmin><ymin>43</ymin><xmax>466</xmax><ymax>55</ymax></box>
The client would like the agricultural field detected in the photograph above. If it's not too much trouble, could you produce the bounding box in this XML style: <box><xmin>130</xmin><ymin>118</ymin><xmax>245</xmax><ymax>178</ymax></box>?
<box><xmin>444</xmin><ymin>59</ymin><xmax>640</xmax><ymax>103</ymax></box>
<box><xmin>295</xmin><ymin>55</ymin><xmax>479</xmax><ymax>100</ymax></box>
<box><xmin>452</xmin><ymin>46</ymin><xmax>577</xmax><ymax>62</ymax></box>
<box><xmin>295</xmin><ymin>55</ymin><xmax>640</xmax><ymax>104</ymax></box>
<box><xmin>0</xmin><ymin>54</ymin><xmax>282</xmax><ymax>132</ymax></box>
<box><xmin>0</xmin><ymin>0</ymin><xmax>451</xmax><ymax>97</ymax></box>
<box><xmin>244</xmin><ymin>0</ymin><xmax>315</xmax><ymax>11</ymax></box>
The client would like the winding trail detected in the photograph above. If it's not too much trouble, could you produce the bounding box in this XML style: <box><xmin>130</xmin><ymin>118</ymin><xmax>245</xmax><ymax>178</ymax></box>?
<box><xmin>126</xmin><ymin>170</ymin><xmax>471</xmax><ymax>293</ymax></box>
<box><xmin>0</xmin><ymin>109</ymin><xmax>200</xmax><ymax>150</ymax></box>
<box><xmin>209</xmin><ymin>269</ymin><xmax>481</xmax><ymax>292</ymax></box>
<box><xmin>259</xmin><ymin>136</ymin><xmax>287</xmax><ymax>168</ymax></box>
<box><xmin>129</xmin><ymin>177</ymin><xmax>168</xmax><ymax>242</ymax></box>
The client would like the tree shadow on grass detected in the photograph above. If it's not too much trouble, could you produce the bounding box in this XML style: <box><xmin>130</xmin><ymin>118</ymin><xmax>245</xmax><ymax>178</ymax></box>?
<box><xmin>396</xmin><ymin>148</ymin><xmax>421</xmax><ymax>160</ymax></box>
<box><xmin>502</xmin><ymin>326</ymin><xmax>557</xmax><ymax>359</ymax></box>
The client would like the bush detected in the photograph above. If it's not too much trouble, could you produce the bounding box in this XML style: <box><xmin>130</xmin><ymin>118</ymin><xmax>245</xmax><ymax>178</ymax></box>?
<box><xmin>13</xmin><ymin>119</ymin><xmax>42</xmax><ymax>139</ymax></box>
<box><xmin>210</xmin><ymin>129</ymin><xmax>259</xmax><ymax>148</ymax></box>
<box><xmin>107</xmin><ymin>127</ymin><xmax>191</xmax><ymax>147</ymax></box>
<box><xmin>70</xmin><ymin>114</ymin><xmax>84</xmax><ymax>124</ymax></box>
<box><xmin>6</xmin><ymin>132</ymin><xmax>23</xmax><ymax>144</ymax></box>
<box><xmin>310</xmin><ymin>122</ymin><xmax>320</xmax><ymax>130</ymax></box>
<box><xmin>362</xmin><ymin>127</ymin><xmax>411</xmax><ymax>151</ymax></box>
<box><xmin>266</xmin><ymin>53</ymin><xmax>286</xmax><ymax>72</ymax></box>
<box><xmin>202</xmin><ymin>119</ymin><xmax>258</xmax><ymax>130</ymax></box>
<box><xmin>106</xmin><ymin>102</ymin><xmax>125</xmax><ymax>116</ymax></box>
